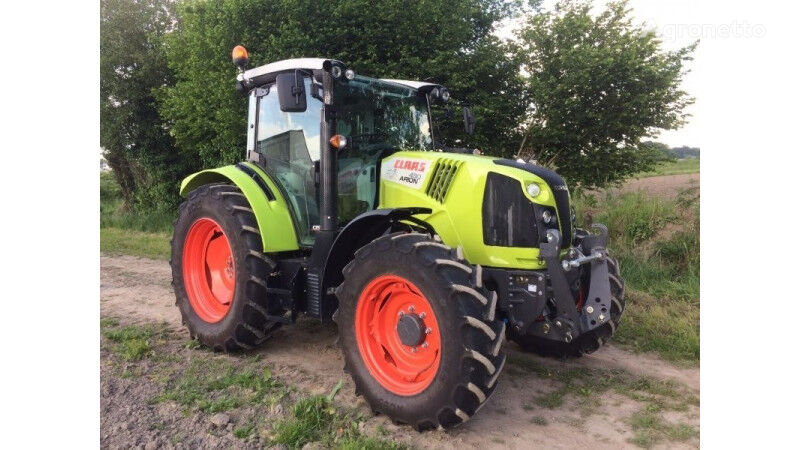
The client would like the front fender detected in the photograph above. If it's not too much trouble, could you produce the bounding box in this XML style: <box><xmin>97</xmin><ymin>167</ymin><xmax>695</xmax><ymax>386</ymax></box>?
<box><xmin>180</xmin><ymin>162</ymin><xmax>300</xmax><ymax>252</ymax></box>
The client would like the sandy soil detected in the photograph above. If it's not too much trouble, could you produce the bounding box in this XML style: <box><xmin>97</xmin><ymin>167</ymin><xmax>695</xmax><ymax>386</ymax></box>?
<box><xmin>100</xmin><ymin>254</ymin><xmax>699</xmax><ymax>449</ymax></box>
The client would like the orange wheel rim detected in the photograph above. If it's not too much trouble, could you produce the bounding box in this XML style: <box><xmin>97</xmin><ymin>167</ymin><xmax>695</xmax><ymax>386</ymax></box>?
<box><xmin>182</xmin><ymin>218</ymin><xmax>235</xmax><ymax>323</ymax></box>
<box><xmin>355</xmin><ymin>275</ymin><xmax>441</xmax><ymax>396</ymax></box>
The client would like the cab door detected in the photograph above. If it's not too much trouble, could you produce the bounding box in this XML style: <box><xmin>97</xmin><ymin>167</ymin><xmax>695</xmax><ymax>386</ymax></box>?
<box><xmin>251</xmin><ymin>77</ymin><xmax>322</xmax><ymax>246</ymax></box>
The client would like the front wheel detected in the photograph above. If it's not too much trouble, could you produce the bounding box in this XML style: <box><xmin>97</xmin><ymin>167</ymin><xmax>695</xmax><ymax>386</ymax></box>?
<box><xmin>335</xmin><ymin>233</ymin><xmax>506</xmax><ymax>430</ymax></box>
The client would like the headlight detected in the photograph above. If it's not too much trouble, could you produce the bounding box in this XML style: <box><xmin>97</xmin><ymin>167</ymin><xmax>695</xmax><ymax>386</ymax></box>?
<box><xmin>344</xmin><ymin>69</ymin><xmax>355</xmax><ymax>80</ymax></box>
<box><xmin>330</xmin><ymin>65</ymin><xmax>343</xmax><ymax>79</ymax></box>
<box><xmin>526</xmin><ymin>183</ymin><xmax>540</xmax><ymax>197</ymax></box>
<box><xmin>440</xmin><ymin>88</ymin><xmax>450</xmax><ymax>102</ymax></box>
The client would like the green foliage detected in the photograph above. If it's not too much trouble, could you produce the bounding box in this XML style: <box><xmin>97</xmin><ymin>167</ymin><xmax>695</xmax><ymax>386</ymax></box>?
<box><xmin>101</xmin><ymin>321</ymin><xmax>161</xmax><ymax>360</ymax></box>
<box><xmin>158</xmin><ymin>0</ymin><xmax>525</xmax><ymax>168</ymax></box>
<box><xmin>272</xmin><ymin>396</ymin><xmax>337</xmax><ymax>447</ymax></box>
<box><xmin>272</xmin><ymin>383</ymin><xmax>407</xmax><ymax>449</ymax></box>
<box><xmin>582</xmin><ymin>191</ymin><xmax>678</xmax><ymax>246</ymax></box>
<box><xmin>516</xmin><ymin>0</ymin><xmax>696</xmax><ymax>189</ymax></box>
<box><xmin>101</xmin><ymin>0</ymin><xmax>193</xmax><ymax>209</ymax></box>
<box><xmin>101</xmin><ymin>173</ymin><xmax>176</xmax><ymax>233</ymax></box>
<box><xmin>639</xmin><ymin>141</ymin><xmax>676</xmax><ymax>162</ymax></box>
<box><xmin>630</xmin><ymin>406</ymin><xmax>697</xmax><ymax>448</ymax></box>
<box><xmin>100</xmin><ymin>173</ymin><xmax>173</xmax><ymax>260</ymax></box>
<box><xmin>233</xmin><ymin>425</ymin><xmax>255</xmax><ymax>439</ymax></box>
<box><xmin>668</xmin><ymin>145</ymin><xmax>700</xmax><ymax>159</ymax></box>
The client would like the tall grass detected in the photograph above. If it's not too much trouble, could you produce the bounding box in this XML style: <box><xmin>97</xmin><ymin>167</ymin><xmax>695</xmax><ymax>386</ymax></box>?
<box><xmin>100</xmin><ymin>172</ymin><xmax>173</xmax><ymax>258</ymax></box>
<box><xmin>573</xmin><ymin>185</ymin><xmax>700</xmax><ymax>361</ymax></box>
<box><xmin>100</xmin><ymin>172</ymin><xmax>175</xmax><ymax>233</ymax></box>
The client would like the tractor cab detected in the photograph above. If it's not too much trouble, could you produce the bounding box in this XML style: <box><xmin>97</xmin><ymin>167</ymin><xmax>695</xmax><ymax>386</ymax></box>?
<box><xmin>236</xmin><ymin>57</ymin><xmax>449</xmax><ymax>246</ymax></box>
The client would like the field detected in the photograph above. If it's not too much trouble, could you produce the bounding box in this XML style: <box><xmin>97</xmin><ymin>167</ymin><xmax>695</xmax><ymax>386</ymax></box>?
<box><xmin>636</xmin><ymin>159</ymin><xmax>700</xmax><ymax>178</ymax></box>
<box><xmin>100</xmin><ymin>171</ymin><xmax>700</xmax><ymax>448</ymax></box>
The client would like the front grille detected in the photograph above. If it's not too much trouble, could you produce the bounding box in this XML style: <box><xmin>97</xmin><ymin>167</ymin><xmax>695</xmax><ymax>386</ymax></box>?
<box><xmin>482</xmin><ymin>172</ymin><xmax>539</xmax><ymax>247</ymax></box>
<box><xmin>426</xmin><ymin>159</ymin><xmax>462</xmax><ymax>203</ymax></box>
<box><xmin>494</xmin><ymin>159</ymin><xmax>572</xmax><ymax>248</ymax></box>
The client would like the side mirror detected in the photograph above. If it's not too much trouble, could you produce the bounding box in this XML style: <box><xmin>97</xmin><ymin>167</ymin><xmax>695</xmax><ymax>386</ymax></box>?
<box><xmin>463</xmin><ymin>106</ymin><xmax>476</xmax><ymax>135</ymax></box>
<box><xmin>276</xmin><ymin>71</ymin><xmax>307</xmax><ymax>112</ymax></box>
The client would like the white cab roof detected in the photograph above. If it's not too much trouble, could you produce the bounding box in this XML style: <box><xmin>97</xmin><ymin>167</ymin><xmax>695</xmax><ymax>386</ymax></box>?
<box><xmin>238</xmin><ymin>58</ymin><xmax>332</xmax><ymax>82</ymax></box>
<box><xmin>381</xmin><ymin>79</ymin><xmax>439</xmax><ymax>90</ymax></box>
<box><xmin>238</xmin><ymin>58</ymin><xmax>437</xmax><ymax>91</ymax></box>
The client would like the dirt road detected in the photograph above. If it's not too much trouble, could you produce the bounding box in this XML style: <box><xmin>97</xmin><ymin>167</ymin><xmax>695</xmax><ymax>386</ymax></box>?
<box><xmin>100</xmin><ymin>254</ymin><xmax>699</xmax><ymax>449</ymax></box>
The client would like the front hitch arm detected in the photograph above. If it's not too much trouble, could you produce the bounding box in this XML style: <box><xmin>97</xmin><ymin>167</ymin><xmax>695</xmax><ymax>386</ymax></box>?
<box><xmin>539</xmin><ymin>229</ymin><xmax>581</xmax><ymax>342</ymax></box>
<box><xmin>535</xmin><ymin>225</ymin><xmax>613</xmax><ymax>342</ymax></box>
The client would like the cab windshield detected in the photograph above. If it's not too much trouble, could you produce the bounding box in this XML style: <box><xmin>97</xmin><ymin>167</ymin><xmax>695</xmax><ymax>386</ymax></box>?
<box><xmin>332</xmin><ymin>76</ymin><xmax>433</xmax><ymax>224</ymax></box>
<box><xmin>333</xmin><ymin>76</ymin><xmax>433</xmax><ymax>153</ymax></box>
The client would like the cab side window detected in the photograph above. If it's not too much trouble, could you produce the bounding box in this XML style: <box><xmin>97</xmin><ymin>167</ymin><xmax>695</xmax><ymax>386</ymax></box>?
<box><xmin>256</xmin><ymin>77</ymin><xmax>322</xmax><ymax>245</ymax></box>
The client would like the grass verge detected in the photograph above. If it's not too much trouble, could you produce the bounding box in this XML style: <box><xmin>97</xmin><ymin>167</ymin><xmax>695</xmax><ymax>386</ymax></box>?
<box><xmin>100</xmin><ymin>227</ymin><xmax>171</xmax><ymax>260</ymax></box>
<box><xmin>573</xmin><ymin>186</ymin><xmax>700</xmax><ymax>362</ymax></box>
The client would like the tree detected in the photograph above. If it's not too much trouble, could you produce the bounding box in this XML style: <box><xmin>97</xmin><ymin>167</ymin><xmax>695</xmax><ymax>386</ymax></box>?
<box><xmin>101</xmin><ymin>0</ymin><xmax>188</xmax><ymax>209</ymax></box>
<box><xmin>516</xmin><ymin>0</ymin><xmax>695</xmax><ymax>189</ymax></box>
<box><xmin>158</xmin><ymin>0</ymin><xmax>526</xmax><ymax>169</ymax></box>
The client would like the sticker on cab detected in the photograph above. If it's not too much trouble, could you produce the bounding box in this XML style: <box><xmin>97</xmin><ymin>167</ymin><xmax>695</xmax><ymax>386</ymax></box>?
<box><xmin>380</xmin><ymin>157</ymin><xmax>431</xmax><ymax>190</ymax></box>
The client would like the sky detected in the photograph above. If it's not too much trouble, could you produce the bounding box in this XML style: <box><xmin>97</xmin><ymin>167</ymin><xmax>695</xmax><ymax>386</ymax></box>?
<box><xmin>495</xmin><ymin>0</ymin><xmax>773</xmax><ymax>150</ymax></box>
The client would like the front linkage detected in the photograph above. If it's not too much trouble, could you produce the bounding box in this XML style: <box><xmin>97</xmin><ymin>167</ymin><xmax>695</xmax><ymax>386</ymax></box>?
<box><xmin>489</xmin><ymin>224</ymin><xmax>624</xmax><ymax>353</ymax></box>
<box><xmin>535</xmin><ymin>224</ymin><xmax>615</xmax><ymax>343</ymax></box>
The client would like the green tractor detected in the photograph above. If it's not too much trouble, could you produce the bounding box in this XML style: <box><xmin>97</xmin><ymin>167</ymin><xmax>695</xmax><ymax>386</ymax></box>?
<box><xmin>171</xmin><ymin>46</ymin><xmax>625</xmax><ymax>430</ymax></box>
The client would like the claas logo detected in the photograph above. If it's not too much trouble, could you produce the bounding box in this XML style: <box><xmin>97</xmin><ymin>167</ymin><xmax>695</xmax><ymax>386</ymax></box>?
<box><xmin>393</xmin><ymin>159</ymin><xmax>427</xmax><ymax>172</ymax></box>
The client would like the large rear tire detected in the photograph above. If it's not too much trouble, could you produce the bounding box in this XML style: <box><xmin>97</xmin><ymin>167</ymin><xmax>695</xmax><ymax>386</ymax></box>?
<box><xmin>335</xmin><ymin>233</ymin><xmax>506</xmax><ymax>430</ymax></box>
<box><xmin>171</xmin><ymin>184</ymin><xmax>284</xmax><ymax>352</ymax></box>
<box><xmin>508</xmin><ymin>255</ymin><xmax>625</xmax><ymax>357</ymax></box>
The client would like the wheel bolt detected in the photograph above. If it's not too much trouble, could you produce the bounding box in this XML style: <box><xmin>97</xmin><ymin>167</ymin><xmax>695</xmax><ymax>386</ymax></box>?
<box><xmin>398</xmin><ymin>311</ymin><xmax>404</xmax><ymax>317</ymax></box>
<box><xmin>419</xmin><ymin>312</ymin><xmax>426</xmax><ymax>319</ymax></box>
<box><xmin>598</xmin><ymin>314</ymin><xmax>605</xmax><ymax>322</ymax></box>
<box><xmin>586</xmin><ymin>306</ymin><xmax>594</xmax><ymax>314</ymax></box>
<box><xmin>422</xmin><ymin>342</ymin><xmax>429</xmax><ymax>349</ymax></box>
<box><xmin>409</xmin><ymin>305</ymin><xmax>415</xmax><ymax>313</ymax></box>
<box><xmin>411</xmin><ymin>346</ymin><xmax>418</xmax><ymax>353</ymax></box>
<box><xmin>425</xmin><ymin>327</ymin><xmax>432</xmax><ymax>334</ymax></box>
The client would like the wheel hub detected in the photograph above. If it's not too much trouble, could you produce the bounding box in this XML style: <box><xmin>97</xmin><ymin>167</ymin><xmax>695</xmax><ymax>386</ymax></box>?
<box><xmin>354</xmin><ymin>275</ymin><xmax>441</xmax><ymax>396</ymax></box>
<box><xmin>396</xmin><ymin>313</ymin><xmax>426</xmax><ymax>347</ymax></box>
<box><xmin>182</xmin><ymin>217</ymin><xmax>235</xmax><ymax>323</ymax></box>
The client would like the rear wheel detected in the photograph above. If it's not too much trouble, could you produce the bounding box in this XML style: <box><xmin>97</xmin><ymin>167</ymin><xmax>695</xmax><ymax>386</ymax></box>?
<box><xmin>335</xmin><ymin>233</ymin><xmax>506</xmax><ymax>430</ymax></box>
<box><xmin>508</xmin><ymin>255</ymin><xmax>625</xmax><ymax>357</ymax></box>
<box><xmin>171</xmin><ymin>184</ymin><xmax>284</xmax><ymax>352</ymax></box>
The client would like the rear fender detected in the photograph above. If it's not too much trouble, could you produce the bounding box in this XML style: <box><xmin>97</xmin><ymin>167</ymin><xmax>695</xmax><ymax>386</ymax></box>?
<box><xmin>180</xmin><ymin>162</ymin><xmax>300</xmax><ymax>252</ymax></box>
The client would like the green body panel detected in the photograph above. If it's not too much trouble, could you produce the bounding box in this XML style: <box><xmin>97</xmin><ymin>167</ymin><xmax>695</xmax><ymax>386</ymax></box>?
<box><xmin>379</xmin><ymin>151</ymin><xmax>565</xmax><ymax>270</ymax></box>
<box><xmin>179</xmin><ymin>162</ymin><xmax>300</xmax><ymax>252</ymax></box>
